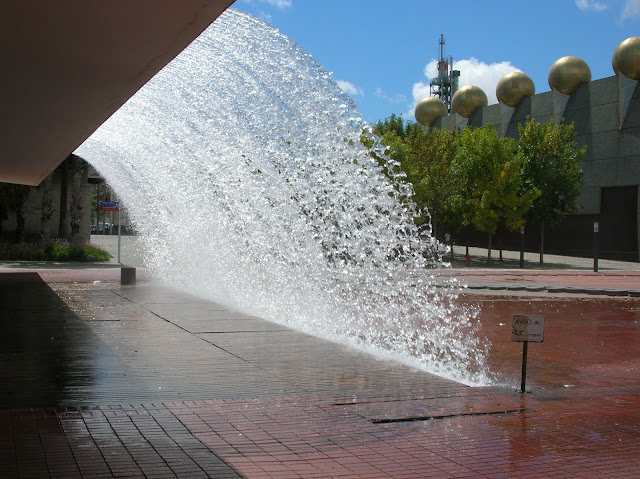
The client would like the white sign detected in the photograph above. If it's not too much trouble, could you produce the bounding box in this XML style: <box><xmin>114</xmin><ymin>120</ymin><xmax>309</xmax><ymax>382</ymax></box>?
<box><xmin>512</xmin><ymin>315</ymin><xmax>545</xmax><ymax>342</ymax></box>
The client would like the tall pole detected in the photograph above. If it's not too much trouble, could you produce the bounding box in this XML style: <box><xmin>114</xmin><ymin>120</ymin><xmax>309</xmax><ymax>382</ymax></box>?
<box><xmin>593</xmin><ymin>220</ymin><xmax>599</xmax><ymax>272</ymax></box>
<box><xmin>520</xmin><ymin>341</ymin><xmax>529</xmax><ymax>393</ymax></box>
<box><xmin>117</xmin><ymin>206</ymin><xmax>122</xmax><ymax>264</ymax></box>
<box><xmin>519</xmin><ymin>225</ymin><xmax>525</xmax><ymax>269</ymax></box>
<box><xmin>96</xmin><ymin>181</ymin><xmax>100</xmax><ymax>234</ymax></box>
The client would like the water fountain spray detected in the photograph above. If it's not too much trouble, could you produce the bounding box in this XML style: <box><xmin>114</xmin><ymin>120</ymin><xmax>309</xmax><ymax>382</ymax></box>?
<box><xmin>77</xmin><ymin>9</ymin><xmax>490</xmax><ymax>386</ymax></box>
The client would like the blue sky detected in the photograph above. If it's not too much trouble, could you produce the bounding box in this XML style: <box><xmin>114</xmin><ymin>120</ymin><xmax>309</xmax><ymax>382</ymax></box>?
<box><xmin>235</xmin><ymin>0</ymin><xmax>640</xmax><ymax>124</ymax></box>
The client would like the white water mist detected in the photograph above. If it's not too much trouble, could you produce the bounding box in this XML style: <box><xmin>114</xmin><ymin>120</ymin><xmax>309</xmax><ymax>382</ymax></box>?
<box><xmin>77</xmin><ymin>9</ymin><xmax>490</xmax><ymax>385</ymax></box>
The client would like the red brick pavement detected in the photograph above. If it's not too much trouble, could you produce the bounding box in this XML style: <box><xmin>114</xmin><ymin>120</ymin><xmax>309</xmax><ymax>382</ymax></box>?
<box><xmin>3</xmin><ymin>387</ymin><xmax>639</xmax><ymax>478</ymax></box>
<box><xmin>447</xmin><ymin>269</ymin><xmax>640</xmax><ymax>295</ymax></box>
<box><xmin>2</xmin><ymin>265</ymin><xmax>638</xmax><ymax>293</ymax></box>
<box><xmin>4</xmin><ymin>265</ymin><xmax>639</xmax><ymax>293</ymax></box>
<box><xmin>0</xmin><ymin>268</ymin><xmax>639</xmax><ymax>478</ymax></box>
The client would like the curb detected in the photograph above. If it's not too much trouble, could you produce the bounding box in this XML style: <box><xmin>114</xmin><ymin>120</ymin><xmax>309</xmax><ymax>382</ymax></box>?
<box><xmin>454</xmin><ymin>283</ymin><xmax>638</xmax><ymax>297</ymax></box>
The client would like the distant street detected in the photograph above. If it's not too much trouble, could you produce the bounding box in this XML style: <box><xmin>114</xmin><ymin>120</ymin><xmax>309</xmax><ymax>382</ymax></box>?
<box><xmin>89</xmin><ymin>234</ymin><xmax>147</xmax><ymax>268</ymax></box>
<box><xmin>90</xmin><ymin>233</ymin><xmax>637</xmax><ymax>272</ymax></box>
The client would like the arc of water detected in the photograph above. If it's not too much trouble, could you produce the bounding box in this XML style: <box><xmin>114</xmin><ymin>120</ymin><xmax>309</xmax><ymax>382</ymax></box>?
<box><xmin>76</xmin><ymin>8</ymin><xmax>491</xmax><ymax>387</ymax></box>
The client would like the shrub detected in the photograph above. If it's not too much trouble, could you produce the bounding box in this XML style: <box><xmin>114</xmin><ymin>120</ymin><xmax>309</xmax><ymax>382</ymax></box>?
<box><xmin>0</xmin><ymin>239</ymin><xmax>110</xmax><ymax>262</ymax></box>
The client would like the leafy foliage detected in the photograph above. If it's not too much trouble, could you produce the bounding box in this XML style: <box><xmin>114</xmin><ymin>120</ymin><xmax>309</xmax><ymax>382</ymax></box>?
<box><xmin>451</xmin><ymin>124</ymin><xmax>539</xmax><ymax>235</ymax></box>
<box><xmin>371</xmin><ymin>114</ymin><xmax>458</xmax><ymax>230</ymax></box>
<box><xmin>404</xmin><ymin>127</ymin><xmax>458</xmax><ymax>232</ymax></box>
<box><xmin>517</xmin><ymin>117</ymin><xmax>585</xmax><ymax>226</ymax></box>
<box><xmin>0</xmin><ymin>239</ymin><xmax>110</xmax><ymax>261</ymax></box>
<box><xmin>364</xmin><ymin>114</ymin><xmax>585</xmax><ymax>260</ymax></box>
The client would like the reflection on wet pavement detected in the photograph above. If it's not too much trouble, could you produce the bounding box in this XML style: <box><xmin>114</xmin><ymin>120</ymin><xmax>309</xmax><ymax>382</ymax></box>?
<box><xmin>1</xmin><ymin>272</ymin><xmax>639</xmax><ymax>478</ymax></box>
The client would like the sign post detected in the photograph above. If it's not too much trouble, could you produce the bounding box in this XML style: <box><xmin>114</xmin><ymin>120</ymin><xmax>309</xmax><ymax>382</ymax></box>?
<box><xmin>117</xmin><ymin>207</ymin><xmax>121</xmax><ymax>263</ymax></box>
<box><xmin>512</xmin><ymin>315</ymin><xmax>545</xmax><ymax>393</ymax></box>
<box><xmin>593</xmin><ymin>221</ymin><xmax>599</xmax><ymax>273</ymax></box>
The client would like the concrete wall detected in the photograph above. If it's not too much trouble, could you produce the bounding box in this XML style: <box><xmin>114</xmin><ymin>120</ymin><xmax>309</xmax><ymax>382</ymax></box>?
<box><xmin>433</xmin><ymin>75</ymin><xmax>639</xmax><ymax>261</ymax></box>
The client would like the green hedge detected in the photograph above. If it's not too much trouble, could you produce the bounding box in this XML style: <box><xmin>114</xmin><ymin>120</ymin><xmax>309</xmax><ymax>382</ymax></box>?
<box><xmin>0</xmin><ymin>240</ymin><xmax>110</xmax><ymax>261</ymax></box>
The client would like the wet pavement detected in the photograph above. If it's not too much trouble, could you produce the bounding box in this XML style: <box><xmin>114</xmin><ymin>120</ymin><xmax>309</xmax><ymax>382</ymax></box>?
<box><xmin>1</xmin><ymin>266</ymin><xmax>639</xmax><ymax>478</ymax></box>
<box><xmin>445</xmin><ymin>270</ymin><xmax>640</xmax><ymax>297</ymax></box>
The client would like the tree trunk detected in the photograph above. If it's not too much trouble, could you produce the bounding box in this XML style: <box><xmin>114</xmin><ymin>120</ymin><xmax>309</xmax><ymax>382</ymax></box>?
<box><xmin>466</xmin><ymin>229</ymin><xmax>470</xmax><ymax>256</ymax></box>
<box><xmin>96</xmin><ymin>181</ymin><xmax>102</xmax><ymax>234</ymax></box>
<box><xmin>59</xmin><ymin>159</ymin><xmax>68</xmax><ymax>239</ymax></box>
<box><xmin>539</xmin><ymin>221</ymin><xmax>544</xmax><ymax>264</ymax></box>
<box><xmin>69</xmin><ymin>155</ymin><xmax>84</xmax><ymax>245</ymax></box>
<box><xmin>487</xmin><ymin>233</ymin><xmax>492</xmax><ymax>262</ymax></box>
<box><xmin>449</xmin><ymin>232</ymin><xmax>454</xmax><ymax>262</ymax></box>
<box><xmin>15</xmin><ymin>204</ymin><xmax>25</xmax><ymax>243</ymax></box>
<box><xmin>40</xmin><ymin>174</ymin><xmax>53</xmax><ymax>242</ymax></box>
<box><xmin>432</xmin><ymin>209</ymin><xmax>437</xmax><ymax>241</ymax></box>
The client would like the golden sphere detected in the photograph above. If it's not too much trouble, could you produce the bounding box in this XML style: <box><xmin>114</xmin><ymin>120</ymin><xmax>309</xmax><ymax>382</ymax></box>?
<box><xmin>612</xmin><ymin>37</ymin><xmax>640</xmax><ymax>80</ymax></box>
<box><xmin>496</xmin><ymin>72</ymin><xmax>535</xmax><ymax>108</ymax></box>
<box><xmin>414</xmin><ymin>97</ymin><xmax>448</xmax><ymax>126</ymax></box>
<box><xmin>452</xmin><ymin>85</ymin><xmax>488</xmax><ymax>118</ymax></box>
<box><xmin>548</xmin><ymin>56</ymin><xmax>591</xmax><ymax>95</ymax></box>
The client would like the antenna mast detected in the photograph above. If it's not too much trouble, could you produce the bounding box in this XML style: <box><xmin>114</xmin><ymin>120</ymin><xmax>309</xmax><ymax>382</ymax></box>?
<box><xmin>429</xmin><ymin>34</ymin><xmax>460</xmax><ymax>113</ymax></box>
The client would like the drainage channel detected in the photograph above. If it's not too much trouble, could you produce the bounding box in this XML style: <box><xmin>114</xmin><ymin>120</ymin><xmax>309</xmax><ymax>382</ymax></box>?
<box><xmin>369</xmin><ymin>408</ymin><xmax>529</xmax><ymax>424</ymax></box>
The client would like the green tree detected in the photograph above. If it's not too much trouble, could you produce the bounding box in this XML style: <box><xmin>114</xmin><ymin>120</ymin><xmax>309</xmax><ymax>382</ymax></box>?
<box><xmin>367</xmin><ymin>115</ymin><xmax>420</xmax><ymax>215</ymax></box>
<box><xmin>452</xmin><ymin>124</ymin><xmax>539</xmax><ymax>260</ymax></box>
<box><xmin>517</xmin><ymin>117</ymin><xmax>586</xmax><ymax>263</ymax></box>
<box><xmin>372</xmin><ymin>113</ymin><xmax>412</xmax><ymax>140</ymax></box>
<box><xmin>371</xmin><ymin>128</ymin><xmax>413</xmax><ymax>180</ymax></box>
<box><xmin>403</xmin><ymin>127</ymin><xmax>458</xmax><ymax>237</ymax></box>
<box><xmin>370</xmin><ymin>115</ymin><xmax>460</xmax><ymax>236</ymax></box>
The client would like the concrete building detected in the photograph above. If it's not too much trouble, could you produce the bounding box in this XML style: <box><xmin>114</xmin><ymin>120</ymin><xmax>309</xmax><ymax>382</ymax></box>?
<box><xmin>430</xmin><ymin>72</ymin><xmax>640</xmax><ymax>262</ymax></box>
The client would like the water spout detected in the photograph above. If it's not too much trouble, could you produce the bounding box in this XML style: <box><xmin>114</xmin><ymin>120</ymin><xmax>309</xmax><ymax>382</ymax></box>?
<box><xmin>77</xmin><ymin>9</ymin><xmax>490</xmax><ymax>385</ymax></box>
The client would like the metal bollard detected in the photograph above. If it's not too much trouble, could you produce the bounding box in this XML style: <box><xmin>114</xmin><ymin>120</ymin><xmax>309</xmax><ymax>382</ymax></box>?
<box><xmin>121</xmin><ymin>266</ymin><xmax>136</xmax><ymax>285</ymax></box>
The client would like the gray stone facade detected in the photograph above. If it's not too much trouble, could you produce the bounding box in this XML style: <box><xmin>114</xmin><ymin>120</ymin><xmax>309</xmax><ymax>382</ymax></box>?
<box><xmin>434</xmin><ymin>75</ymin><xmax>640</xmax><ymax>262</ymax></box>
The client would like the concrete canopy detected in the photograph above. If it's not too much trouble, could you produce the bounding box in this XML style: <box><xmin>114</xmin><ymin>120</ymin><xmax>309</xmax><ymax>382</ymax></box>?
<box><xmin>0</xmin><ymin>0</ymin><xmax>235</xmax><ymax>186</ymax></box>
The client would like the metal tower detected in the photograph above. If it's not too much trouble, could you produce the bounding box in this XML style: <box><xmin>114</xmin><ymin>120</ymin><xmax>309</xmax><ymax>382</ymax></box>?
<box><xmin>429</xmin><ymin>34</ymin><xmax>460</xmax><ymax>113</ymax></box>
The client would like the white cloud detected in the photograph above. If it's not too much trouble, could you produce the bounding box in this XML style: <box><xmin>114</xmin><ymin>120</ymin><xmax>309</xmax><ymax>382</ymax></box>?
<box><xmin>258</xmin><ymin>0</ymin><xmax>293</xmax><ymax>8</ymax></box>
<box><xmin>575</xmin><ymin>0</ymin><xmax>608</xmax><ymax>12</ymax></box>
<box><xmin>409</xmin><ymin>57</ymin><xmax>520</xmax><ymax>117</ymax></box>
<box><xmin>240</xmin><ymin>0</ymin><xmax>292</xmax><ymax>9</ymax></box>
<box><xmin>374</xmin><ymin>88</ymin><xmax>407</xmax><ymax>104</ymax></box>
<box><xmin>336</xmin><ymin>80</ymin><xmax>364</xmax><ymax>97</ymax></box>
<box><xmin>621</xmin><ymin>0</ymin><xmax>640</xmax><ymax>20</ymax></box>
<box><xmin>260</xmin><ymin>0</ymin><xmax>292</xmax><ymax>8</ymax></box>
<box><xmin>575</xmin><ymin>0</ymin><xmax>640</xmax><ymax>21</ymax></box>
<box><xmin>411</xmin><ymin>82</ymin><xmax>431</xmax><ymax>106</ymax></box>
<box><xmin>452</xmin><ymin>58</ymin><xmax>521</xmax><ymax>105</ymax></box>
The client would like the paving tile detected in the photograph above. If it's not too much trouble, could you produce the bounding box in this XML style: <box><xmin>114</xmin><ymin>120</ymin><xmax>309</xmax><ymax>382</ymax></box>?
<box><xmin>1</xmin><ymin>270</ymin><xmax>640</xmax><ymax>477</ymax></box>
